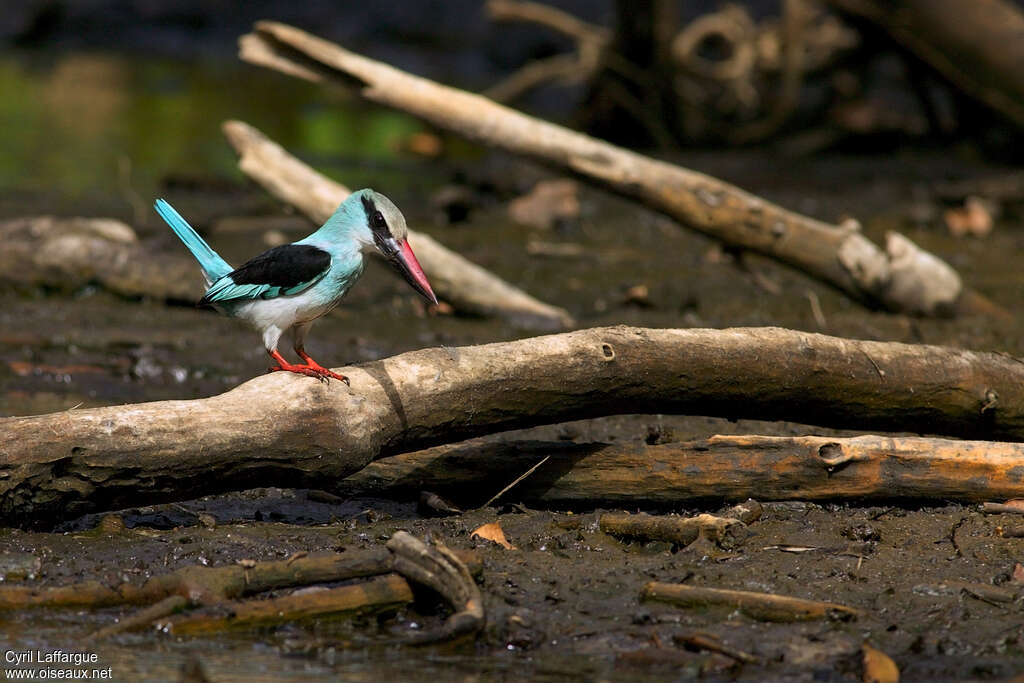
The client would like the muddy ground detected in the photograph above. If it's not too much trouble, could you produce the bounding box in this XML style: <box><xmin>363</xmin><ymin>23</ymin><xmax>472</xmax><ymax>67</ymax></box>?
<box><xmin>3</xmin><ymin>147</ymin><xmax>1024</xmax><ymax>681</ymax></box>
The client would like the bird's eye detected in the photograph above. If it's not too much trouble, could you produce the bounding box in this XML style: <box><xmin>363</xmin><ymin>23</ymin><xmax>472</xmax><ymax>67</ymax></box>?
<box><xmin>372</xmin><ymin>211</ymin><xmax>387</xmax><ymax>230</ymax></box>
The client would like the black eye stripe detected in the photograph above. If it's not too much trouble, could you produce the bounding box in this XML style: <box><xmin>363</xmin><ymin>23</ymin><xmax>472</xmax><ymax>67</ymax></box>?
<box><xmin>360</xmin><ymin>194</ymin><xmax>390</xmax><ymax>236</ymax></box>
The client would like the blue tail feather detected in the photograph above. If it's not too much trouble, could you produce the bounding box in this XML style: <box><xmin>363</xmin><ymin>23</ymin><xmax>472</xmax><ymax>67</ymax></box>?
<box><xmin>154</xmin><ymin>199</ymin><xmax>232</xmax><ymax>284</ymax></box>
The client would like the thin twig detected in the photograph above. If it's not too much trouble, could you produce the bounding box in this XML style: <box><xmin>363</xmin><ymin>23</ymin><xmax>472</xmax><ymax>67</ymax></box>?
<box><xmin>806</xmin><ymin>289</ymin><xmax>827</xmax><ymax>328</ymax></box>
<box><xmin>483</xmin><ymin>455</ymin><xmax>551</xmax><ymax>508</ymax></box>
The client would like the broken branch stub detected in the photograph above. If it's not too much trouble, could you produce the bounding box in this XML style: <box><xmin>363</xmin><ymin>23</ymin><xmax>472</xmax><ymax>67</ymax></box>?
<box><xmin>5</xmin><ymin>326</ymin><xmax>1024</xmax><ymax>526</ymax></box>
<box><xmin>222</xmin><ymin>120</ymin><xmax>573</xmax><ymax>330</ymax></box>
<box><xmin>238</xmin><ymin>21</ymin><xmax>988</xmax><ymax>317</ymax></box>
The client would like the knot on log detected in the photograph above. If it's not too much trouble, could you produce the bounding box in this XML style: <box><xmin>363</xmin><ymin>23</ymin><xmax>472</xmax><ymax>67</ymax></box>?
<box><xmin>601</xmin><ymin>343</ymin><xmax>616</xmax><ymax>360</ymax></box>
<box><xmin>816</xmin><ymin>442</ymin><xmax>850</xmax><ymax>472</ymax></box>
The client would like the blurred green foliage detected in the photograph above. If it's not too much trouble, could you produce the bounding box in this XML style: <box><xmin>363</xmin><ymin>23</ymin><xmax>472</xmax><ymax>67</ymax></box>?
<box><xmin>0</xmin><ymin>52</ymin><xmax>424</xmax><ymax>201</ymax></box>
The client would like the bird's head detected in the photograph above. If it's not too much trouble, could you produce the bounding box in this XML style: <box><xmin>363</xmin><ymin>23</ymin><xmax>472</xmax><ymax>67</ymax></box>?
<box><xmin>347</xmin><ymin>189</ymin><xmax>438</xmax><ymax>306</ymax></box>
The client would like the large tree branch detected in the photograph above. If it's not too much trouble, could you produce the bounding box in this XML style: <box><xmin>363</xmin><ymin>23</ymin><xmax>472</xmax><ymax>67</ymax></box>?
<box><xmin>222</xmin><ymin>120</ymin><xmax>574</xmax><ymax>330</ymax></box>
<box><xmin>3</xmin><ymin>326</ymin><xmax>1024</xmax><ymax>526</ymax></box>
<box><xmin>237</xmin><ymin>21</ymin><xmax>994</xmax><ymax>318</ymax></box>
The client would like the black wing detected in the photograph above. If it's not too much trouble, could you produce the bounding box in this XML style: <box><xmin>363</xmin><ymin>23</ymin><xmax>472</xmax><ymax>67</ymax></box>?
<box><xmin>200</xmin><ymin>244</ymin><xmax>331</xmax><ymax>304</ymax></box>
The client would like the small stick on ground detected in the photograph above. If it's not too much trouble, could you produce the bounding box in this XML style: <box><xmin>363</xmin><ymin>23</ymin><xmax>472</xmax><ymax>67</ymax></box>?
<box><xmin>982</xmin><ymin>502</ymin><xmax>1024</xmax><ymax>515</ymax></box>
<box><xmin>483</xmin><ymin>455</ymin><xmax>551</xmax><ymax>508</ymax></box>
<box><xmin>641</xmin><ymin>582</ymin><xmax>860</xmax><ymax>622</ymax></box>
<box><xmin>673</xmin><ymin>632</ymin><xmax>759</xmax><ymax>664</ymax></box>
<box><xmin>162</xmin><ymin>574</ymin><xmax>414</xmax><ymax>635</ymax></box>
<box><xmin>600</xmin><ymin>512</ymin><xmax>748</xmax><ymax>548</ymax></box>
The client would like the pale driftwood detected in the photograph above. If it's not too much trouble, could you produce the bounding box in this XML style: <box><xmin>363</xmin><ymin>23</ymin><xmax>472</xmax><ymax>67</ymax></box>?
<box><xmin>5</xmin><ymin>326</ymin><xmax>1024</xmax><ymax>526</ymax></box>
<box><xmin>238</xmin><ymin>21</ymin><xmax>988</xmax><ymax>317</ymax></box>
<box><xmin>0</xmin><ymin>216</ymin><xmax>202</xmax><ymax>302</ymax></box>
<box><xmin>222</xmin><ymin>120</ymin><xmax>573</xmax><ymax>330</ymax></box>
<box><xmin>827</xmin><ymin>0</ymin><xmax>1024</xmax><ymax>129</ymax></box>
<box><xmin>338</xmin><ymin>434</ymin><xmax>1024</xmax><ymax>507</ymax></box>
<box><xmin>641</xmin><ymin>582</ymin><xmax>860</xmax><ymax>621</ymax></box>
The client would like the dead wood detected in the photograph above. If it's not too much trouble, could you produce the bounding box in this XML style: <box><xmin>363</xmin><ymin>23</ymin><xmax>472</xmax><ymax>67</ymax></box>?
<box><xmin>673</xmin><ymin>633</ymin><xmax>759</xmax><ymax>664</ymax></box>
<box><xmin>981</xmin><ymin>502</ymin><xmax>1024</xmax><ymax>515</ymax></box>
<box><xmin>238</xmin><ymin>21</ymin><xmax>989</xmax><ymax>317</ymax></box>
<box><xmin>222</xmin><ymin>120</ymin><xmax>573</xmax><ymax>330</ymax></box>
<box><xmin>0</xmin><ymin>216</ymin><xmax>202</xmax><ymax>302</ymax></box>
<box><xmin>6</xmin><ymin>326</ymin><xmax>1024</xmax><ymax>526</ymax></box>
<box><xmin>337</xmin><ymin>433</ymin><xmax>1024</xmax><ymax>509</ymax></box>
<box><xmin>826</xmin><ymin>0</ymin><xmax>1024</xmax><ymax>129</ymax></box>
<box><xmin>599</xmin><ymin>509</ymin><xmax>751</xmax><ymax>548</ymax></box>
<box><xmin>0</xmin><ymin>546</ymin><xmax>482</xmax><ymax>612</ymax></box>
<box><xmin>386</xmin><ymin>531</ymin><xmax>484</xmax><ymax>643</ymax></box>
<box><xmin>641</xmin><ymin>582</ymin><xmax>860</xmax><ymax>621</ymax></box>
<box><xmin>162</xmin><ymin>574</ymin><xmax>413</xmax><ymax>635</ymax></box>
<box><xmin>0</xmin><ymin>548</ymin><xmax>397</xmax><ymax>609</ymax></box>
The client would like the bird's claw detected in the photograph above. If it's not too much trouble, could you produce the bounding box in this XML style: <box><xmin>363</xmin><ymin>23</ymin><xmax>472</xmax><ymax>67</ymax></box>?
<box><xmin>268</xmin><ymin>364</ymin><xmax>347</xmax><ymax>385</ymax></box>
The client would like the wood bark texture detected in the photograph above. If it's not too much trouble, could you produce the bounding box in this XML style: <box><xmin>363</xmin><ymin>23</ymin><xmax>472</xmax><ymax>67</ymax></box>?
<box><xmin>238</xmin><ymin>21</ymin><xmax>983</xmax><ymax>317</ymax></box>
<box><xmin>222</xmin><ymin>120</ymin><xmax>574</xmax><ymax>330</ymax></box>
<box><xmin>4</xmin><ymin>325</ymin><xmax>1024</xmax><ymax>526</ymax></box>
<box><xmin>340</xmin><ymin>434</ymin><xmax>1024</xmax><ymax>507</ymax></box>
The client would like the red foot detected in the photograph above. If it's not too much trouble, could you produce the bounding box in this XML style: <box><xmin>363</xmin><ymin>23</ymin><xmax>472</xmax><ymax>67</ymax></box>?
<box><xmin>296</xmin><ymin>349</ymin><xmax>349</xmax><ymax>384</ymax></box>
<box><xmin>267</xmin><ymin>350</ymin><xmax>349</xmax><ymax>385</ymax></box>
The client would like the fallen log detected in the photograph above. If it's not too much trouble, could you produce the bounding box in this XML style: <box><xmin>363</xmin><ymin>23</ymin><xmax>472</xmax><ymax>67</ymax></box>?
<box><xmin>222</xmin><ymin>120</ymin><xmax>573</xmax><ymax>330</ymax></box>
<box><xmin>826</xmin><ymin>0</ymin><xmax>1024</xmax><ymax>129</ymax></box>
<box><xmin>338</xmin><ymin>434</ymin><xmax>1024</xmax><ymax>507</ymax></box>
<box><xmin>5</xmin><ymin>325</ymin><xmax>1024</xmax><ymax>526</ymax></box>
<box><xmin>238</xmin><ymin>21</ymin><xmax>990</xmax><ymax>318</ymax></box>
<box><xmin>641</xmin><ymin>582</ymin><xmax>860</xmax><ymax>621</ymax></box>
<box><xmin>0</xmin><ymin>215</ymin><xmax>202</xmax><ymax>302</ymax></box>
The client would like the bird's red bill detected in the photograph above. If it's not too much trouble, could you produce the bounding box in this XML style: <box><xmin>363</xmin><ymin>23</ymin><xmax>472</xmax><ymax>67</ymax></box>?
<box><xmin>397</xmin><ymin>239</ymin><xmax>438</xmax><ymax>305</ymax></box>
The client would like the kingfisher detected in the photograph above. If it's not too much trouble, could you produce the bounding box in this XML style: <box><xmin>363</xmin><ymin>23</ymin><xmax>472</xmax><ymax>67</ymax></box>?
<box><xmin>155</xmin><ymin>190</ymin><xmax>437</xmax><ymax>384</ymax></box>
